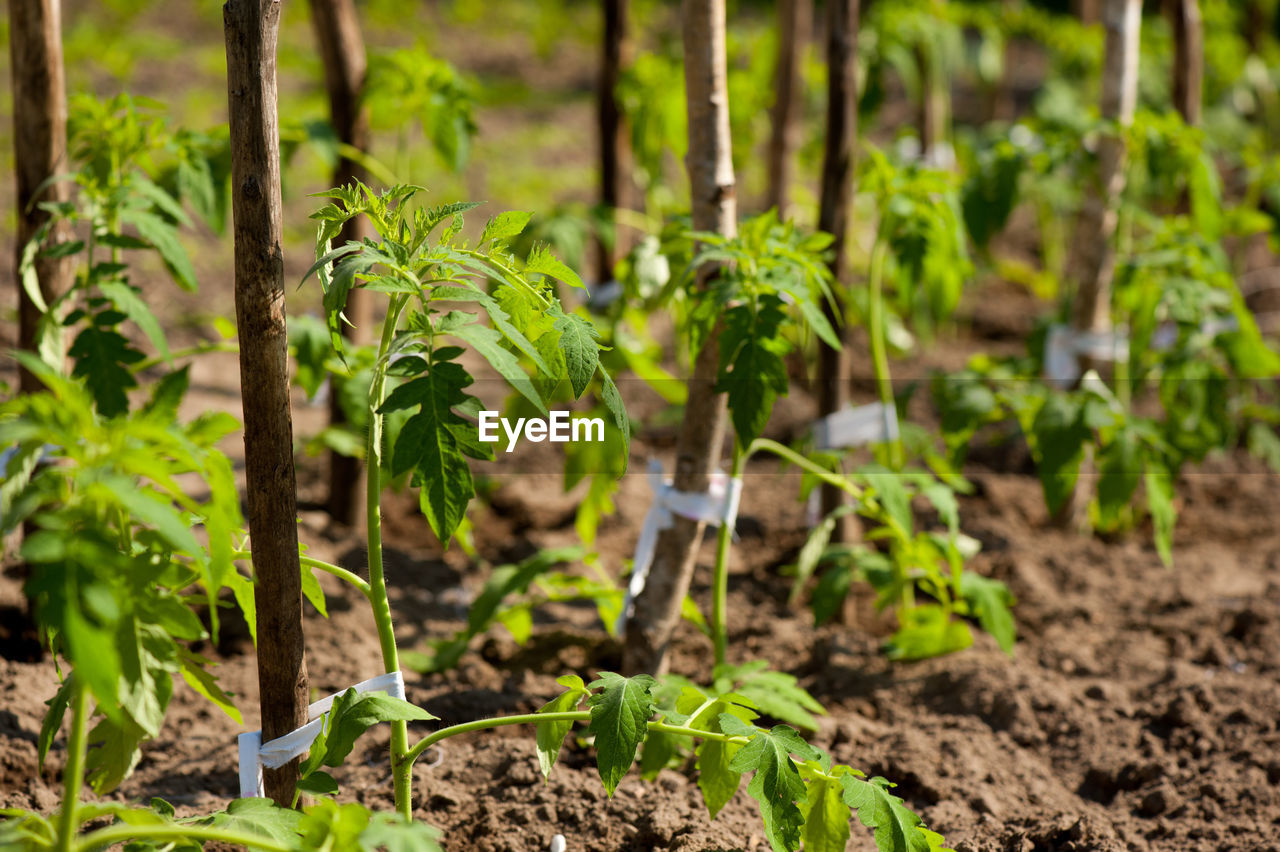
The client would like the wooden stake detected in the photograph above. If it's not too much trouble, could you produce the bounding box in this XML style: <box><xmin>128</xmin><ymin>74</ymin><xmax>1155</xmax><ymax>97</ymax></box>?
<box><xmin>622</xmin><ymin>0</ymin><xmax>736</xmax><ymax>676</ymax></box>
<box><xmin>9</xmin><ymin>0</ymin><xmax>73</xmax><ymax>394</ymax></box>
<box><xmin>1167</xmin><ymin>0</ymin><xmax>1203</xmax><ymax>126</ymax></box>
<box><xmin>765</xmin><ymin>0</ymin><xmax>811</xmax><ymax>216</ymax></box>
<box><xmin>224</xmin><ymin>0</ymin><xmax>308</xmax><ymax>808</ymax></box>
<box><xmin>310</xmin><ymin>0</ymin><xmax>372</xmax><ymax>526</ymax></box>
<box><xmin>597</xmin><ymin>0</ymin><xmax>632</xmax><ymax>282</ymax></box>
<box><xmin>815</xmin><ymin>0</ymin><xmax>859</xmax><ymax>542</ymax></box>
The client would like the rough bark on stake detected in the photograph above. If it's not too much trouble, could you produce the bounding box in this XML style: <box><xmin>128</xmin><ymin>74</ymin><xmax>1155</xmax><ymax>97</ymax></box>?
<box><xmin>597</xmin><ymin>0</ymin><xmax>631</xmax><ymax>282</ymax></box>
<box><xmin>1167</xmin><ymin>0</ymin><xmax>1202</xmax><ymax>126</ymax></box>
<box><xmin>622</xmin><ymin>0</ymin><xmax>736</xmax><ymax>677</ymax></box>
<box><xmin>765</xmin><ymin>0</ymin><xmax>811</xmax><ymax>216</ymax></box>
<box><xmin>310</xmin><ymin>0</ymin><xmax>373</xmax><ymax>526</ymax></box>
<box><xmin>1058</xmin><ymin>0</ymin><xmax>1141</xmax><ymax>528</ymax></box>
<box><xmin>814</xmin><ymin>0</ymin><xmax>860</xmax><ymax>543</ymax></box>
<box><xmin>10</xmin><ymin>0</ymin><xmax>73</xmax><ymax>395</ymax></box>
<box><xmin>224</xmin><ymin>0</ymin><xmax>309</xmax><ymax>808</ymax></box>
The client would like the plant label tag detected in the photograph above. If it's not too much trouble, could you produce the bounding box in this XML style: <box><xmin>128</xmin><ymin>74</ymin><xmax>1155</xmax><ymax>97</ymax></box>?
<box><xmin>813</xmin><ymin>402</ymin><xmax>899</xmax><ymax>451</ymax></box>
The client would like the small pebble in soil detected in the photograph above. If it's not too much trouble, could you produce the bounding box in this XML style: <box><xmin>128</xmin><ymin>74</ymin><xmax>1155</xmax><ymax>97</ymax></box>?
<box><xmin>549</xmin><ymin>834</ymin><xmax>565</xmax><ymax>852</ymax></box>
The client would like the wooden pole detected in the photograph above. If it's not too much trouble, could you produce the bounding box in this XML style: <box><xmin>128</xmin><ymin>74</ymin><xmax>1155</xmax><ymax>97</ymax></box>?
<box><xmin>1167</xmin><ymin>0</ymin><xmax>1203</xmax><ymax>126</ymax></box>
<box><xmin>597</xmin><ymin>0</ymin><xmax>631</xmax><ymax>282</ymax></box>
<box><xmin>815</xmin><ymin>0</ymin><xmax>859</xmax><ymax>541</ymax></box>
<box><xmin>224</xmin><ymin>0</ymin><xmax>309</xmax><ymax>808</ymax></box>
<box><xmin>309</xmin><ymin>0</ymin><xmax>372</xmax><ymax>526</ymax></box>
<box><xmin>765</xmin><ymin>0</ymin><xmax>811</xmax><ymax>216</ymax></box>
<box><xmin>622</xmin><ymin>0</ymin><xmax>736</xmax><ymax>676</ymax></box>
<box><xmin>9</xmin><ymin>0</ymin><xmax>73</xmax><ymax>394</ymax></box>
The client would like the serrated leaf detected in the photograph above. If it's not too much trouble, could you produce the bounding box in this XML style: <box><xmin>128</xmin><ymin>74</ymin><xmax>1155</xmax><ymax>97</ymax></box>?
<box><xmin>126</xmin><ymin>210</ymin><xmax>197</xmax><ymax>292</ymax></box>
<box><xmin>885</xmin><ymin>605</ymin><xmax>973</xmax><ymax>661</ymax></box>
<box><xmin>360</xmin><ymin>812</ymin><xmax>444</xmax><ymax>852</ymax></box>
<box><xmin>321</xmin><ymin>689</ymin><xmax>436</xmax><ymax>769</ymax></box>
<box><xmin>1030</xmin><ymin>394</ymin><xmax>1089</xmax><ymax>515</ymax></box>
<box><xmin>586</xmin><ymin>672</ymin><xmax>656</xmax><ymax>796</ymax></box>
<box><xmin>716</xmin><ymin>300</ymin><xmax>790</xmax><ymax>444</ymax></box>
<box><xmin>536</xmin><ymin>674</ymin><xmax>589</xmax><ymax>779</ymax></box>
<box><xmin>195</xmin><ymin>798</ymin><xmax>304</xmax><ymax>845</ymax></box>
<box><xmin>481</xmin><ymin>211</ymin><xmax>533</xmax><ymax>245</ymax></box>
<box><xmin>296</xmin><ymin>770</ymin><xmax>339</xmax><ymax>796</ymax></box>
<box><xmin>526</xmin><ymin>243</ymin><xmax>585</xmax><ymax>289</ymax></box>
<box><xmin>85</xmin><ymin>713</ymin><xmax>148</xmax><ymax>794</ymax></box>
<box><xmin>599</xmin><ymin>367</ymin><xmax>630</xmax><ymax>463</ymax></box>
<box><xmin>842</xmin><ymin>774</ymin><xmax>949</xmax><ymax>852</ymax></box>
<box><xmin>38</xmin><ymin>676</ymin><xmax>74</xmax><ymax>771</ymax></box>
<box><xmin>721</xmin><ymin>717</ymin><xmax>821</xmax><ymax>852</ymax></box>
<box><xmin>69</xmin><ymin>326</ymin><xmax>142</xmax><ymax>417</ymax></box>
<box><xmin>686</xmin><ymin>695</ymin><xmax>756</xmax><ymax>818</ymax></box>
<box><xmin>958</xmin><ymin>572</ymin><xmax>1016</xmax><ymax>655</ymax></box>
<box><xmin>548</xmin><ymin>311</ymin><xmax>599</xmax><ymax>399</ymax></box>
<box><xmin>445</xmin><ymin>320</ymin><xmax>546</xmax><ymax>415</ymax></box>
<box><xmin>719</xmin><ymin>662</ymin><xmax>825</xmax><ymax>731</ymax></box>
<box><xmin>97</xmin><ymin>280</ymin><xmax>170</xmax><ymax>364</ymax></box>
<box><xmin>1145</xmin><ymin>467</ymin><xmax>1176</xmax><ymax>566</ymax></box>
<box><xmin>800</xmin><ymin>772</ymin><xmax>853</xmax><ymax>852</ymax></box>
<box><xmin>301</xmin><ymin>561</ymin><xmax>328</xmax><ymax>618</ymax></box>
<box><xmin>177</xmin><ymin>650</ymin><xmax>242</xmax><ymax>724</ymax></box>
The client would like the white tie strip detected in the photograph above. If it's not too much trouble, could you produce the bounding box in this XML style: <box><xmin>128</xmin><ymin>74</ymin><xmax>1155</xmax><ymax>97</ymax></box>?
<box><xmin>237</xmin><ymin>670</ymin><xmax>406</xmax><ymax>799</ymax></box>
<box><xmin>812</xmin><ymin>402</ymin><xmax>899</xmax><ymax>452</ymax></box>
<box><xmin>1044</xmin><ymin>324</ymin><xmax>1130</xmax><ymax>386</ymax></box>
<box><xmin>616</xmin><ymin>459</ymin><xmax>744</xmax><ymax>635</ymax></box>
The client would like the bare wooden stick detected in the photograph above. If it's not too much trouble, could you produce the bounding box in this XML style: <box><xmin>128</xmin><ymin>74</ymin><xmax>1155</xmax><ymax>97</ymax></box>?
<box><xmin>224</xmin><ymin>0</ymin><xmax>308</xmax><ymax>808</ymax></box>
<box><xmin>765</xmin><ymin>0</ymin><xmax>811</xmax><ymax>216</ymax></box>
<box><xmin>1167</xmin><ymin>0</ymin><xmax>1203</xmax><ymax>126</ymax></box>
<box><xmin>622</xmin><ymin>0</ymin><xmax>736</xmax><ymax>677</ymax></box>
<box><xmin>9</xmin><ymin>0</ymin><xmax>73</xmax><ymax>394</ymax></box>
<box><xmin>310</xmin><ymin>0</ymin><xmax>372</xmax><ymax>526</ymax></box>
<box><xmin>815</xmin><ymin>0</ymin><xmax>860</xmax><ymax>541</ymax></box>
<box><xmin>597</xmin><ymin>0</ymin><xmax>632</xmax><ymax>282</ymax></box>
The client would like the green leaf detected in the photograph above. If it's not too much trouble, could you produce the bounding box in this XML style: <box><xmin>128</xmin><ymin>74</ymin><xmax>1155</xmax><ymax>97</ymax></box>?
<box><xmin>682</xmin><ymin>693</ymin><xmax>757</xmax><ymax>818</ymax></box>
<box><xmin>1097</xmin><ymin>425</ymin><xmax>1141</xmax><ymax>528</ymax></box>
<box><xmin>958</xmin><ymin>573</ymin><xmax>1016</xmax><ymax>655</ymax></box>
<box><xmin>429</xmin><ymin>284</ymin><xmax>549</xmax><ymax>374</ymax></box>
<box><xmin>841</xmin><ymin>774</ymin><xmax>949</xmax><ymax>852</ymax></box>
<box><xmin>535</xmin><ymin>674</ymin><xmax>589</xmax><ymax>779</ymax></box>
<box><xmin>790</xmin><ymin>506</ymin><xmax>856</xmax><ymax>603</ymax></box>
<box><xmin>38</xmin><ymin>676</ymin><xmax>75</xmax><ymax>771</ymax></box>
<box><xmin>195</xmin><ymin>798</ymin><xmax>304</xmax><ymax>845</ymax></box>
<box><xmin>380</xmin><ymin>359</ymin><xmax>479</xmax><ymax>543</ymax></box>
<box><xmin>598</xmin><ymin>367</ymin><xmax>631</xmax><ymax>463</ymax></box>
<box><xmin>886</xmin><ymin>605</ymin><xmax>973</xmax><ymax>661</ymax></box>
<box><xmin>445</xmin><ymin>319</ymin><xmax>546</xmax><ymax>415</ymax></box>
<box><xmin>481</xmin><ymin>210</ymin><xmax>533</xmax><ymax>245</ymax></box>
<box><xmin>296</xmin><ymin>771</ymin><xmax>339</xmax><ymax>796</ymax></box>
<box><xmin>1145</xmin><ymin>467</ymin><xmax>1176</xmax><ymax>566</ymax></box>
<box><xmin>177</xmin><ymin>650</ymin><xmax>242</xmax><ymax>724</ymax></box>
<box><xmin>85</xmin><ymin>713</ymin><xmax>148</xmax><ymax>794</ymax></box>
<box><xmin>1029</xmin><ymin>394</ymin><xmax>1089</xmax><ymax>515</ymax></box>
<box><xmin>586</xmin><ymin>672</ymin><xmax>656</xmax><ymax>796</ymax></box>
<box><xmin>301</xmin><ymin>561</ymin><xmax>328</xmax><ymax>618</ymax></box>
<box><xmin>126</xmin><ymin>210</ymin><xmax>197</xmax><ymax>292</ymax></box>
<box><xmin>553</xmin><ymin>311</ymin><xmax>601</xmax><ymax>398</ymax></box>
<box><xmin>526</xmin><ymin>242</ymin><xmax>585</xmax><ymax>290</ymax></box>
<box><xmin>321</xmin><ymin>689</ymin><xmax>436</xmax><ymax>769</ymax></box>
<box><xmin>97</xmin><ymin>280</ymin><xmax>170</xmax><ymax>364</ymax></box>
<box><xmin>360</xmin><ymin>812</ymin><xmax>445</xmax><ymax>852</ymax></box>
<box><xmin>718</xmin><ymin>661</ymin><xmax>825</xmax><ymax>731</ymax></box>
<box><xmin>800</xmin><ymin>771</ymin><xmax>853</xmax><ymax>852</ymax></box>
<box><xmin>716</xmin><ymin>300</ymin><xmax>790</xmax><ymax>444</ymax></box>
<box><xmin>721</xmin><ymin>717</ymin><xmax>821</xmax><ymax>852</ymax></box>
<box><xmin>69</xmin><ymin>326</ymin><xmax>142</xmax><ymax>417</ymax></box>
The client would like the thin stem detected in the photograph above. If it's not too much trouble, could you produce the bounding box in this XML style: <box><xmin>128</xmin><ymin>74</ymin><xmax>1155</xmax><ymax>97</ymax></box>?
<box><xmin>232</xmin><ymin>551</ymin><xmax>372</xmax><ymax>599</ymax></box>
<box><xmin>746</xmin><ymin>438</ymin><xmax>865</xmax><ymax>500</ymax></box>
<box><xmin>365</xmin><ymin>295</ymin><xmax>412</xmax><ymax>818</ymax></box>
<box><xmin>711</xmin><ymin>440</ymin><xmax>745</xmax><ymax>667</ymax></box>
<box><xmin>867</xmin><ymin>238</ymin><xmax>904</xmax><ymax>469</ymax></box>
<box><xmin>404</xmin><ymin>711</ymin><xmax>753</xmax><ymax>770</ymax></box>
<box><xmin>75</xmin><ymin>824</ymin><xmax>292</xmax><ymax>852</ymax></box>
<box><xmin>131</xmin><ymin>341</ymin><xmax>240</xmax><ymax>374</ymax></box>
<box><xmin>55</xmin><ymin>680</ymin><xmax>89</xmax><ymax>852</ymax></box>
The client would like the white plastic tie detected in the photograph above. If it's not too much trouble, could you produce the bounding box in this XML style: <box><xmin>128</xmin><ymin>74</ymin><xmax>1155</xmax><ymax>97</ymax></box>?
<box><xmin>617</xmin><ymin>459</ymin><xmax>743</xmax><ymax>635</ymax></box>
<box><xmin>1044</xmin><ymin>324</ymin><xmax>1130</xmax><ymax>386</ymax></box>
<box><xmin>237</xmin><ymin>670</ymin><xmax>406</xmax><ymax>798</ymax></box>
<box><xmin>812</xmin><ymin>402</ymin><xmax>899</xmax><ymax>452</ymax></box>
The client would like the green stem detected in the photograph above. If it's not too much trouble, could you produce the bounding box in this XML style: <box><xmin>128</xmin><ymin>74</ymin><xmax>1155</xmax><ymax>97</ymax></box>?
<box><xmin>232</xmin><ymin>551</ymin><xmax>372</xmax><ymax>599</ymax></box>
<box><xmin>131</xmin><ymin>341</ymin><xmax>240</xmax><ymax>374</ymax></box>
<box><xmin>55</xmin><ymin>680</ymin><xmax>89</xmax><ymax>852</ymax></box>
<box><xmin>711</xmin><ymin>440</ymin><xmax>745</xmax><ymax>668</ymax></box>
<box><xmin>746</xmin><ymin>438</ymin><xmax>865</xmax><ymax>500</ymax></box>
<box><xmin>75</xmin><ymin>824</ymin><xmax>292</xmax><ymax>852</ymax></box>
<box><xmin>365</xmin><ymin>295</ymin><xmax>413</xmax><ymax>818</ymax></box>
<box><xmin>867</xmin><ymin>238</ymin><xmax>904</xmax><ymax>469</ymax></box>
<box><xmin>404</xmin><ymin>712</ymin><xmax>752</xmax><ymax>769</ymax></box>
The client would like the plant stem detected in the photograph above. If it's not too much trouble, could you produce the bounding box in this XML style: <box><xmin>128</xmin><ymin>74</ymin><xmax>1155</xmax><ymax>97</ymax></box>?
<box><xmin>747</xmin><ymin>438</ymin><xmax>865</xmax><ymax>500</ymax></box>
<box><xmin>75</xmin><ymin>824</ymin><xmax>292</xmax><ymax>852</ymax></box>
<box><xmin>711</xmin><ymin>439</ymin><xmax>745</xmax><ymax>668</ymax></box>
<box><xmin>55</xmin><ymin>680</ymin><xmax>89</xmax><ymax>852</ymax></box>
<box><xmin>867</xmin><ymin>238</ymin><xmax>904</xmax><ymax>469</ymax></box>
<box><xmin>232</xmin><ymin>551</ymin><xmax>372</xmax><ymax>599</ymax></box>
<box><xmin>364</xmin><ymin>295</ymin><xmax>413</xmax><ymax>818</ymax></box>
<box><xmin>403</xmin><ymin>711</ymin><xmax>752</xmax><ymax>769</ymax></box>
